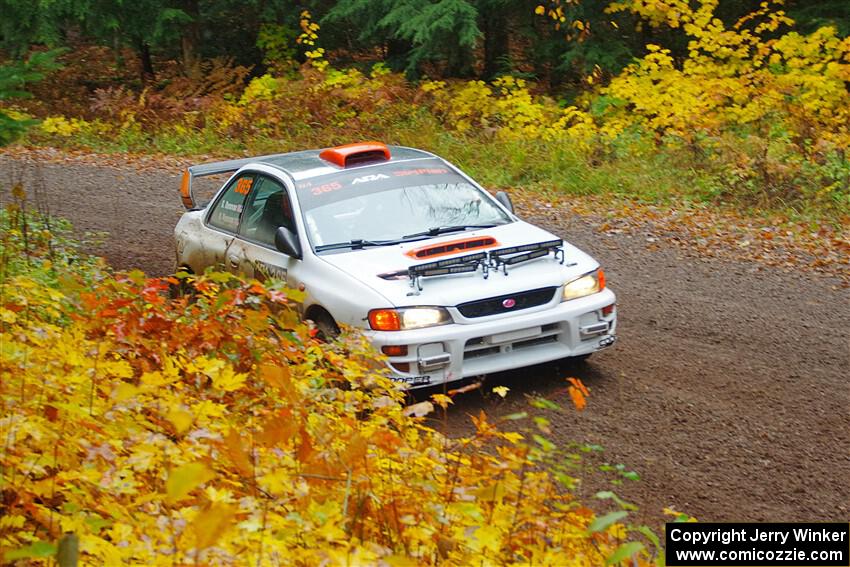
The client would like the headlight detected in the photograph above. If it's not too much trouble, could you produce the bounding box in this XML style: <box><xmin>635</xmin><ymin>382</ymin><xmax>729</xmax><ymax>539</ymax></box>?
<box><xmin>562</xmin><ymin>268</ymin><xmax>606</xmax><ymax>301</ymax></box>
<box><xmin>368</xmin><ymin>307</ymin><xmax>452</xmax><ymax>331</ymax></box>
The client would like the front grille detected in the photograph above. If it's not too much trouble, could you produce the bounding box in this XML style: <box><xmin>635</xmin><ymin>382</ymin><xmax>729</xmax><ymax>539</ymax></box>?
<box><xmin>456</xmin><ymin>287</ymin><xmax>558</xmax><ymax>318</ymax></box>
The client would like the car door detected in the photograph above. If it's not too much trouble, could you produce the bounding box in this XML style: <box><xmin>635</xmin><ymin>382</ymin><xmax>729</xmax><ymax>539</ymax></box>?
<box><xmin>203</xmin><ymin>171</ymin><xmax>256</xmax><ymax>272</ymax></box>
<box><xmin>233</xmin><ymin>173</ymin><xmax>302</xmax><ymax>287</ymax></box>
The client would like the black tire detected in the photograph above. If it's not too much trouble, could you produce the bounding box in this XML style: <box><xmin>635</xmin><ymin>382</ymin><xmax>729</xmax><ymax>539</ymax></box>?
<box><xmin>168</xmin><ymin>267</ymin><xmax>195</xmax><ymax>299</ymax></box>
<box><xmin>311</xmin><ymin>311</ymin><xmax>340</xmax><ymax>341</ymax></box>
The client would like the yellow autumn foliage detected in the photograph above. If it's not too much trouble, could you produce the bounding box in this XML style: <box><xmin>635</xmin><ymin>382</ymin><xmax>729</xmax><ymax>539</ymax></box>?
<box><xmin>0</xmin><ymin>214</ymin><xmax>653</xmax><ymax>565</ymax></box>
<box><xmin>603</xmin><ymin>0</ymin><xmax>850</xmax><ymax>150</ymax></box>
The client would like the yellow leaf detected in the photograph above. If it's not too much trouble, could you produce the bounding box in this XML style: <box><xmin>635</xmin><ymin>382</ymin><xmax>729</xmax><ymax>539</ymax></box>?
<box><xmin>502</xmin><ymin>431</ymin><xmax>524</xmax><ymax>444</ymax></box>
<box><xmin>166</xmin><ymin>407</ymin><xmax>194</xmax><ymax>435</ymax></box>
<box><xmin>260</xmin><ymin>362</ymin><xmax>294</xmax><ymax>398</ymax></box>
<box><xmin>166</xmin><ymin>462</ymin><xmax>214</xmax><ymax>502</ymax></box>
<box><xmin>344</xmin><ymin>433</ymin><xmax>369</xmax><ymax>463</ymax></box>
<box><xmin>214</xmin><ymin>366</ymin><xmax>248</xmax><ymax>392</ymax></box>
<box><xmin>191</xmin><ymin>502</ymin><xmax>236</xmax><ymax>550</ymax></box>
<box><xmin>535</xmin><ymin>5</ymin><xmax>545</xmax><ymax>15</ymax></box>
<box><xmin>140</xmin><ymin>371</ymin><xmax>168</xmax><ymax>387</ymax></box>
<box><xmin>257</xmin><ymin>409</ymin><xmax>298</xmax><ymax>447</ymax></box>
<box><xmin>474</xmin><ymin>482</ymin><xmax>506</xmax><ymax>502</ymax></box>
<box><xmin>472</xmin><ymin>524</ymin><xmax>502</xmax><ymax>553</ymax></box>
<box><xmin>223</xmin><ymin>429</ymin><xmax>254</xmax><ymax>477</ymax></box>
<box><xmin>113</xmin><ymin>383</ymin><xmax>139</xmax><ymax>402</ymax></box>
<box><xmin>492</xmin><ymin>386</ymin><xmax>509</xmax><ymax>398</ymax></box>
<box><xmin>430</xmin><ymin>393</ymin><xmax>453</xmax><ymax>409</ymax></box>
<box><xmin>403</xmin><ymin>401</ymin><xmax>434</xmax><ymax>417</ymax></box>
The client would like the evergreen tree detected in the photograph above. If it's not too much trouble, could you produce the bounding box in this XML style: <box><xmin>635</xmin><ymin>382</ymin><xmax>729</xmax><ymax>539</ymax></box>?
<box><xmin>0</xmin><ymin>51</ymin><xmax>61</xmax><ymax>145</ymax></box>
<box><xmin>325</xmin><ymin>0</ymin><xmax>480</xmax><ymax>76</ymax></box>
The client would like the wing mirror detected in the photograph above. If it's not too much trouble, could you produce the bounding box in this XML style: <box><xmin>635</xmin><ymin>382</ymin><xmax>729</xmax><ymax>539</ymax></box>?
<box><xmin>274</xmin><ymin>227</ymin><xmax>302</xmax><ymax>259</ymax></box>
<box><xmin>495</xmin><ymin>191</ymin><xmax>514</xmax><ymax>214</ymax></box>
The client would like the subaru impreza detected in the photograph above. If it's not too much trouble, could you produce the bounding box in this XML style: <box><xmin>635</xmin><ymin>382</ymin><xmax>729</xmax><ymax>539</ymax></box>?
<box><xmin>174</xmin><ymin>142</ymin><xmax>616</xmax><ymax>388</ymax></box>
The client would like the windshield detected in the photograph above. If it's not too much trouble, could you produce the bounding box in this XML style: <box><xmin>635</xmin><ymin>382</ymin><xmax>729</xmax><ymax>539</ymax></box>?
<box><xmin>296</xmin><ymin>161</ymin><xmax>511</xmax><ymax>249</ymax></box>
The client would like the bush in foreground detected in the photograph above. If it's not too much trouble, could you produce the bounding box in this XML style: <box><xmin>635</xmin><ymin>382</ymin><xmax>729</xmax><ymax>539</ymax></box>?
<box><xmin>0</xmin><ymin>210</ymin><xmax>654</xmax><ymax>564</ymax></box>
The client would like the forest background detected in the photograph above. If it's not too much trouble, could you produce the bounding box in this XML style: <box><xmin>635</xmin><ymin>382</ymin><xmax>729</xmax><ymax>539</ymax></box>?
<box><xmin>2</xmin><ymin>0</ymin><xmax>849</xmax><ymax>219</ymax></box>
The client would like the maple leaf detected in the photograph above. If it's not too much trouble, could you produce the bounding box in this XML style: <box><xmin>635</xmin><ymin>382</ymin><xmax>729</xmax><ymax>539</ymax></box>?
<box><xmin>166</xmin><ymin>462</ymin><xmax>214</xmax><ymax>503</ymax></box>
<box><xmin>492</xmin><ymin>386</ymin><xmax>510</xmax><ymax>398</ymax></box>
<box><xmin>403</xmin><ymin>401</ymin><xmax>434</xmax><ymax>417</ymax></box>
<box><xmin>567</xmin><ymin>377</ymin><xmax>589</xmax><ymax>411</ymax></box>
<box><xmin>191</xmin><ymin>502</ymin><xmax>237</xmax><ymax>550</ymax></box>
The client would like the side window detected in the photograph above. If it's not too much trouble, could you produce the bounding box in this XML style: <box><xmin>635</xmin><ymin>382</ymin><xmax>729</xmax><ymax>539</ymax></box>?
<box><xmin>207</xmin><ymin>173</ymin><xmax>255</xmax><ymax>233</ymax></box>
<box><xmin>238</xmin><ymin>176</ymin><xmax>295</xmax><ymax>247</ymax></box>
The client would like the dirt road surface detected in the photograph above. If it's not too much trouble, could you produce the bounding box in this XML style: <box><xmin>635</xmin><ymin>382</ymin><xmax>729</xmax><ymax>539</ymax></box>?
<box><xmin>3</xmin><ymin>154</ymin><xmax>848</xmax><ymax>530</ymax></box>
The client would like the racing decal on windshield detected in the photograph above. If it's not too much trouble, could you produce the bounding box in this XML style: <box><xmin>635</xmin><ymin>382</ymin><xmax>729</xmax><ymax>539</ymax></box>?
<box><xmin>220</xmin><ymin>201</ymin><xmax>243</xmax><ymax>213</ymax></box>
<box><xmin>211</xmin><ymin>201</ymin><xmax>242</xmax><ymax>230</ymax></box>
<box><xmin>392</xmin><ymin>168</ymin><xmax>448</xmax><ymax>176</ymax></box>
<box><xmin>295</xmin><ymin>158</ymin><xmax>468</xmax><ymax>209</ymax></box>
<box><xmin>351</xmin><ymin>173</ymin><xmax>390</xmax><ymax>184</ymax></box>
<box><xmin>309</xmin><ymin>181</ymin><xmax>343</xmax><ymax>195</ymax></box>
<box><xmin>235</xmin><ymin>177</ymin><xmax>254</xmax><ymax>195</ymax></box>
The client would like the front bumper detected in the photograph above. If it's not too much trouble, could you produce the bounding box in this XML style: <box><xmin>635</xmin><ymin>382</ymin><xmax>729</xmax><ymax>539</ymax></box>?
<box><xmin>365</xmin><ymin>288</ymin><xmax>617</xmax><ymax>388</ymax></box>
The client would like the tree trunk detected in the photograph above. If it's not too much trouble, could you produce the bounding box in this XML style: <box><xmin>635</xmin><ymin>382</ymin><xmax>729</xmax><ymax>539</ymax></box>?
<box><xmin>446</xmin><ymin>37</ymin><xmax>474</xmax><ymax>78</ymax></box>
<box><xmin>482</xmin><ymin>9</ymin><xmax>509</xmax><ymax>79</ymax></box>
<box><xmin>113</xmin><ymin>31</ymin><xmax>125</xmax><ymax>70</ymax></box>
<box><xmin>138</xmin><ymin>40</ymin><xmax>155</xmax><ymax>82</ymax></box>
<box><xmin>385</xmin><ymin>38</ymin><xmax>413</xmax><ymax>73</ymax></box>
<box><xmin>181</xmin><ymin>0</ymin><xmax>202</xmax><ymax>79</ymax></box>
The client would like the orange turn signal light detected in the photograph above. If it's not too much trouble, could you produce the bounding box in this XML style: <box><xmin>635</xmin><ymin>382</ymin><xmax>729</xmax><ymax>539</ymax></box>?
<box><xmin>597</xmin><ymin>268</ymin><xmax>606</xmax><ymax>291</ymax></box>
<box><xmin>381</xmin><ymin>345</ymin><xmax>408</xmax><ymax>356</ymax></box>
<box><xmin>369</xmin><ymin>309</ymin><xmax>401</xmax><ymax>331</ymax></box>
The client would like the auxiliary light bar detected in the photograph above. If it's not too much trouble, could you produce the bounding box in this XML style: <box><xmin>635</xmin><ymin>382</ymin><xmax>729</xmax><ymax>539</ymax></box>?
<box><xmin>502</xmin><ymin>248</ymin><xmax>551</xmax><ymax>266</ymax></box>
<box><xmin>488</xmin><ymin>239</ymin><xmax>563</xmax><ymax>261</ymax></box>
<box><xmin>407</xmin><ymin>251</ymin><xmax>487</xmax><ymax>277</ymax></box>
<box><xmin>405</xmin><ymin>240</ymin><xmax>568</xmax><ymax>290</ymax></box>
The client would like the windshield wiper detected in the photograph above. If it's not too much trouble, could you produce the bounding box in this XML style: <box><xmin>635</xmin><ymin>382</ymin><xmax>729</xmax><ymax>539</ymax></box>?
<box><xmin>317</xmin><ymin>224</ymin><xmax>504</xmax><ymax>252</ymax></box>
<box><xmin>315</xmin><ymin>239</ymin><xmax>405</xmax><ymax>252</ymax></box>
<box><xmin>402</xmin><ymin>223</ymin><xmax>502</xmax><ymax>240</ymax></box>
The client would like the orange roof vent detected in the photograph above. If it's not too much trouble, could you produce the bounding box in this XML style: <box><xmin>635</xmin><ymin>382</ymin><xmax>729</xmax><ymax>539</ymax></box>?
<box><xmin>405</xmin><ymin>236</ymin><xmax>499</xmax><ymax>260</ymax></box>
<box><xmin>319</xmin><ymin>142</ymin><xmax>391</xmax><ymax>168</ymax></box>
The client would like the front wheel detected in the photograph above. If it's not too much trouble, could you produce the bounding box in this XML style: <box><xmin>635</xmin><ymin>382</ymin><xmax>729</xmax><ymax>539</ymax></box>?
<box><xmin>168</xmin><ymin>267</ymin><xmax>195</xmax><ymax>299</ymax></box>
<box><xmin>312</xmin><ymin>312</ymin><xmax>340</xmax><ymax>341</ymax></box>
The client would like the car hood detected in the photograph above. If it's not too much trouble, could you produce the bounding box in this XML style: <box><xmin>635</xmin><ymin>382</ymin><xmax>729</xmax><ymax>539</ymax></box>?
<box><xmin>316</xmin><ymin>221</ymin><xmax>600</xmax><ymax>307</ymax></box>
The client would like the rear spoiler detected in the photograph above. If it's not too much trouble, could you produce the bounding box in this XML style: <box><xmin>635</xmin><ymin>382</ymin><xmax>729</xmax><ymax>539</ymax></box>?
<box><xmin>179</xmin><ymin>154</ymin><xmax>280</xmax><ymax>209</ymax></box>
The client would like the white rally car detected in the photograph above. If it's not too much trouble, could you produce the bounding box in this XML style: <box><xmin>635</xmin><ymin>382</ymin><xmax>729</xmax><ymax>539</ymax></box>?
<box><xmin>174</xmin><ymin>142</ymin><xmax>616</xmax><ymax>388</ymax></box>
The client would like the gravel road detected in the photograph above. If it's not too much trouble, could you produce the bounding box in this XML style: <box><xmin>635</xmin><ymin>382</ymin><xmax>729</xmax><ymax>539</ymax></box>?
<box><xmin>3</xmin><ymin>154</ymin><xmax>848</xmax><ymax>530</ymax></box>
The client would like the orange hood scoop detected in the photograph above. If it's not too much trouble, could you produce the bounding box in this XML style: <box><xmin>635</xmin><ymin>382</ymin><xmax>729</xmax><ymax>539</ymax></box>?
<box><xmin>406</xmin><ymin>236</ymin><xmax>499</xmax><ymax>260</ymax></box>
